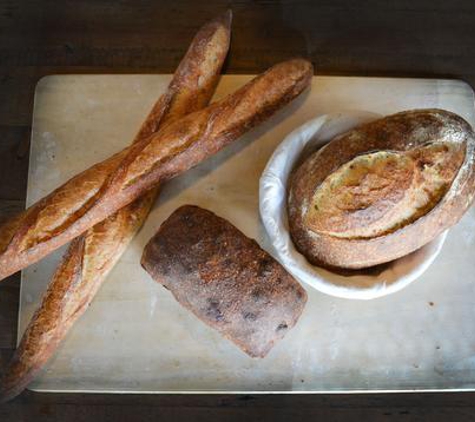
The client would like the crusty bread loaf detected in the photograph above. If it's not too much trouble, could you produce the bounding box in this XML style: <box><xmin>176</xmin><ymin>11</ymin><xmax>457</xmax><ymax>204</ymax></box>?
<box><xmin>288</xmin><ymin>109</ymin><xmax>475</xmax><ymax>269</ymax></box>
<box><xmin>0</xmin><ymin>58</ymin><xmax>313</xmax><ymax>282</ymax></box>
<box><xmin>141</xmin><ymin>205</ymin><xmax>307</xmax><ymax>358</ymax></box>
<box><xmin>0</xmin><ymin>12</ymin><xmax>232</xmax><ymax>402</ymax></box>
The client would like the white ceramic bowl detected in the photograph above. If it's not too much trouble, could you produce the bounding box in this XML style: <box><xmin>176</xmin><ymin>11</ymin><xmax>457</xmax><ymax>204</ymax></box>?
<box><xmin>259</xmin><ymin>111</ymin><xmax>447</xmax><ymax>300</ymax></box>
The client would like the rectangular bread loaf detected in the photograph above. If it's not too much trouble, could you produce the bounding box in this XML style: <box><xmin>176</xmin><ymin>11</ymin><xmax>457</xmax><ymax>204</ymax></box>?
<box><xmin>141</xmin><ymin>205</ymin><xmax>307</xmax><ymax>358</ymax></box>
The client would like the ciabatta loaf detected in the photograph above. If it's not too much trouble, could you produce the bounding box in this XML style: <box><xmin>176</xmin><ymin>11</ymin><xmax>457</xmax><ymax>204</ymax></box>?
<box><xmin>141</xmin><ymin>205</ymin><xmax>307</xmax><ymax>358</ymax></box>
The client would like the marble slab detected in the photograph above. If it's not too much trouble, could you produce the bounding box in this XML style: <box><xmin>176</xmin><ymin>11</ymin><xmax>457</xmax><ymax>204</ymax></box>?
<box><xmin>21</xmin><ymin>74</ymin><xmax>475</xmax><ymax>393</ymax></box>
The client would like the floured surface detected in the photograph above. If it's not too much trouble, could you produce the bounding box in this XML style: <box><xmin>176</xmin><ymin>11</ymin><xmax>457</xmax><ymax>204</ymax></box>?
<box><xmin>21</xmin><ymin>74</ymin><xmax>475</xmax><ymax>392</ymax></box>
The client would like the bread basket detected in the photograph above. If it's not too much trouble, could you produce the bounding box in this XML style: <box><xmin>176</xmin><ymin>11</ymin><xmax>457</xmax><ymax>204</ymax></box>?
<box><xmin>259</xmin><ymin>111</ymin><xmax>447</xmax><ymax>300</ymax></box>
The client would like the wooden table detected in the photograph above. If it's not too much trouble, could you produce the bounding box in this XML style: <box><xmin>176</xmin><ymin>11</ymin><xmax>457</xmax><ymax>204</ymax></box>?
<box><xmin>1</xmin><ymin>1</ymin><xmax>475</xmax><ymax>420</ymax></box>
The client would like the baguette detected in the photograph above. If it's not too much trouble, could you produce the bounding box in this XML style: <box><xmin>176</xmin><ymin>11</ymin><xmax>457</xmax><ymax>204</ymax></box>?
<box><xmin>141</xmin><ymin>205</ymin><xmax>307</xmax><ymax>358</ymax></box>
<box><xmin>0</xmin><ymin>12</ymin><xmax>232</xmax><ymax>401</ymax></box>
<box><xmin>288</xmin><ymin>109</ymin><xmax>475</xmax><ymax>269</ymax></box>
<box><xmin>0</xmin><ymin>58</ymin><xmax>313</xmax><ymax>281</ymax></box>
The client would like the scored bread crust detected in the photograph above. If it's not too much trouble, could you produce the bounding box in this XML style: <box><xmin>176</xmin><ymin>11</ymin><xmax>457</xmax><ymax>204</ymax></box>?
<box><xmin>0</xmin><ymin>58</ymin><xmax>314</xmax><ymax>282</ymax></box>
<box><xmin>288</xmin><ymin>109</ymin><xmax>475</xmax><ymax>270</ymax></box>
<box><xmin>0</xmin><ymin>12</ymin><xmax>232</xmax><ymax>402</ymax></box>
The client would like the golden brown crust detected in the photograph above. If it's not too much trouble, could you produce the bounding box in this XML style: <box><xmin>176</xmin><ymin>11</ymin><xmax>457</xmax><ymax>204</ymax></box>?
<box><xmin>288</xmin><ymin>109</ymin><xmax>475</xmax><ymax>269</ymax></box>
<box><xmin>141</xmin><ymin>205</ymin><xmax>307</xmax><ymax>358</ymax></box>
<box><xmin>0</xmin><ymin>58</ymin><xmax>313</xmax><ymax>282</ymax></box>
<box><xmin>306</xmin><ymin>151</ymin><xmax>417</xmax><ymax>237</ymax></box>
<box><xmin>0</xmin><ymin>11</ymin><xmax>232</xmax><ymax>402</ymax></box>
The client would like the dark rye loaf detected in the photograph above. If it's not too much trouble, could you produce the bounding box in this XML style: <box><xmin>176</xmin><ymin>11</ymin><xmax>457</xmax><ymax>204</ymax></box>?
<box><xmin>141</xmin><ymin>205</ymin><xmax>307</xmax><ymax>358</ymax></box>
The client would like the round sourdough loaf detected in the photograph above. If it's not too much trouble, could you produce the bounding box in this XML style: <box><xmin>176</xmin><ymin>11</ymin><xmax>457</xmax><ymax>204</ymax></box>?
<box><xmin>288</xmin><ymin>109</ymin><xmax>475</xmax><ymax>270</ymax></box>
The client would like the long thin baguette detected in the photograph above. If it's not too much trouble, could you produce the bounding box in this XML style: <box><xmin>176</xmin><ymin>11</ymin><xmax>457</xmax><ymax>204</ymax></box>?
<box><xmin>0</xmin><ymin>12</ymin><xmax>232</xmax><ymax>401</ymax></box>
<box><xmin>0</xmin><ymin>58</ymin><xmax>313</xmax><ymax>282</ymax></box>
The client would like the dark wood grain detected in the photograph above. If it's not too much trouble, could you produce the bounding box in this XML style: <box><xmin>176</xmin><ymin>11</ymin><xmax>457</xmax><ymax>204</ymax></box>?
<box><xmin>1</xmin><ymin>0</ymin><xmax>475</xmax><ymax>419</ymax></box>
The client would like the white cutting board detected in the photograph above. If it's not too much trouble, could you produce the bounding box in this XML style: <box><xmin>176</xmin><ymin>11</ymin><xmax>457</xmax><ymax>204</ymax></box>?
<box><xmin>21</xmin><ymin>74</ymin><xmax>475</xmax><ymax>393</ymax></box>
